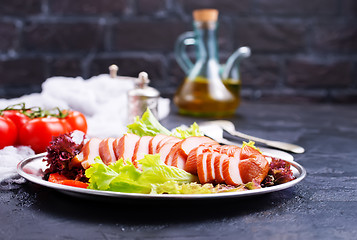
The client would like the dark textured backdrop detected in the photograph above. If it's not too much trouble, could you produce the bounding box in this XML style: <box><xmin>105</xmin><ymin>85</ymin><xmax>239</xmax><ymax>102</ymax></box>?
<box><xmin>0</xmin><ymin>0</ymin><xmax>356</xmax><ymax>103</ymax></box>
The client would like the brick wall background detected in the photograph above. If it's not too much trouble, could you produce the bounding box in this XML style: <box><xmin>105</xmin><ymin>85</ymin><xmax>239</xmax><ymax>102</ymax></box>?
<box><xmin>0</xmin><ymin>0</ymin><xmax>356</xmax><ymax>103</ymax></box>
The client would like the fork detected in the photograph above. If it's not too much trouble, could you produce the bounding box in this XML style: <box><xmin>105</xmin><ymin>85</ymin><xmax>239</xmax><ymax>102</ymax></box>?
<box><xmin>199</xmin><ymin>120</ymin><xmax>305</xmax><ymax>154</ymax></box>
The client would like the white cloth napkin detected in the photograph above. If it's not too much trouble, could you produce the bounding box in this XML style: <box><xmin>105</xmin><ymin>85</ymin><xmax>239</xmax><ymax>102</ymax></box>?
<box><xmin>0</xmin><ymin>74</ymin><xmax>171</xmax><ymax>182</ymax></box>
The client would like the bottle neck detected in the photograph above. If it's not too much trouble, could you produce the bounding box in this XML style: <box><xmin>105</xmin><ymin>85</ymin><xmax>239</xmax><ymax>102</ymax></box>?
<box><xmin>194</xmin><ymin>21</ymin><xmax>219</xmax><ymax>61</ymax></box>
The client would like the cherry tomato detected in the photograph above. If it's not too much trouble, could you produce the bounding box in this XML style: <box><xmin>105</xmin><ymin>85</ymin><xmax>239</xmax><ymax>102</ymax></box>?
<box><xmin>19</xmin><ymin>117</ymin><xmax>68</xmax><ymax>153</ymax></box>
<box><xmin>0</xmin><ymin>104</ymin><xmax>87</xmax><ymax>152</ymax></box>
<box><xmin>59</xmin><ymin>118</ymin><xmax>72</xmax><ymax>133</ymax></box>
<box><xmin>2</xmin><ymin>110</ymin><xmax>30</xmax><ymax>129</ymax></box>
<box><xmin>63</xmin><ymin>110</ymin><xmax>87</xmax><ymax>133</ymax></box>
<box><xmin>0</xmin><ymin>116</ymin><xmax>17</xmax><ymax>149</ymax></box>
<box><xmin>1</xmin><ymin>110</ymin><xmax>30</xmax><ymax>144</ymax></box>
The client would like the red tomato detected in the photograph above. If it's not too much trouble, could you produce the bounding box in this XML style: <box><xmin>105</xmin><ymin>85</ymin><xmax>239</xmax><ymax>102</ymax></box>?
<box><xmin>1</xmin><ymin>110</ymin><xmax>30</xmax><ymax>144</ymax></box>
<box><xmin>61</xmin><ymin>180</ymin><xmax>88</xmax><ymax>188</ymax></box>
<box><xmin>2</xmin><ymin>110</ymin><xmax>30</xmax><ymax>129</ymax></box>
<box><xmin>18</xmin><ymin>117</ymin><xmax>69</xmax><ymax>153</ymax></box>
<box><xmin>0</xmin><ymin>116</ymin><xmax>17</xmax><ymax>149</ymax></box>
<box><xmin>48</xmin><ymin>173</ymin><xmax>88</xmax><ymax>188</ymax></box>
<box><xmin>59</xmin><ymin>118</ymin><xmax>72</xmax><ymax>133</ymax></box>
<box><xmin>63</xmin><ymin>110</ymin><xmax>87</xmax><ymax>133</ymax></box>
<box><xmin>48</xmin><ymin>172</ymin><xmax>68</xmax><ymax>184</ymax></box>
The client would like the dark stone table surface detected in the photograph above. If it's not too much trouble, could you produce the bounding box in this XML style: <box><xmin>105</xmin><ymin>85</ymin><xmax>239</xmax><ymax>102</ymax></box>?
<box><xmin>1</xmin><ymin>101</ymin><xmax>356</xmax><ymax>240</ymax></box>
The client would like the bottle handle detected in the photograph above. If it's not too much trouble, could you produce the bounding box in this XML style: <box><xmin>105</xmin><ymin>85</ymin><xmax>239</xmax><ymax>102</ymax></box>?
<box><xmin>222</xmin><ymin>46</ymin><xmax>251</xmax><ymax>80</ymax></box>
<box><xmin>175</xmin><ymin>31</ymin><xmax>196</xmax><ymax>75</ymax></box>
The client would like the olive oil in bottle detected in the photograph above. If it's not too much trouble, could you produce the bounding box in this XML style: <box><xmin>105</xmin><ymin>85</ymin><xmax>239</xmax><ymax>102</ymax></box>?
<box><xmin>174</xmin><ymin>76</ymin><xmax>239</xmax><ymax>117</ymax></box>
<box><xmin>173</xmin><ymin>9</ymin><xmax>239</xmax><ymax>117</ymax></box>
<box><xmin>223</xmin><ymin>78</ymin><xmax>241</xmax><ymax>106</ymax></box>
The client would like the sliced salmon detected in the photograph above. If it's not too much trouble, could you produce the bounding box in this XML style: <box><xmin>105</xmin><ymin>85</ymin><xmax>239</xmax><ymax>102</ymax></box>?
<box><xmin>113</xmin><ymin>133</ymin><xmax>140</xmax><ymax>162</ymax></box>
<box><xmin>99</xmin><ymin>137</ymin><xmax>116</xmax><ymax>165</ymax></box>
<box><xmin>184</xmin><ymin>148</ymin><xmax>200</xmax><ymax>175</ymax></box>
<box><xmin>170</xmin><ymin>149</ymin><xmax>188</xmax><ymax>169</ymax></box>
<box><xmin>214</xmin><ymin>154</ymin><xmax>228</xmax><ymax>183</ymax></box>
<box><xmin>184</xmin><ymin>143</ymin><xmax>220</xmax><ymax>175</ymax></box>
<box><xmin>240</xmin><ymin>144</ymin><xmax>261</xmax><ymax>159</ymax></box>
<box><xmin>165</xmin><ymin>141</ymin><xmax>183</xmax><ymax>166</ymax></box>
<box><xmin>178</xmin><ymin>136</ymin><xmax>218</xmax><ymax>158</ymax></box>
<box><xmin>148</xmin><ymin>134</ymin><xmax>167</xmax><ymax>154</ymax></box>
<box><xmin>132</xmin><ymin>136</ymin><xmax>154</xmax><ymax>167</ymax></box>
<box><xmin>239</xmin><ymin>154</ymin><xmax>269</xmax><ymax>184</ymax></box>
<box><xmin>172</xmin><ymin>151</ymin><xmax>187</xmax><ymax>169</ymax></box>
<box><xmin>196</xmin><ymin>153</ymin><xmax>209</xmax><ymax>184</ymax></box>
<box><xmin>165</xmin><ymin>137</ymin><xmax>213</xmax><ymax>168</ymax></box>
<box><xmin>79</xmin><ymin>138</ymin><xmax>102</xmax><ymax>169</ymax></box>
<box><xmin>222</xmin><ymin>157</ymin><xmax>243</xmax><ymax>186</ymax></box>
<box><xmin>170</xmin><ymin>136</ymin><xmax>217</xmax><ymax>171</ymax></box>
<box><xmin>157</xmin><ymin>138</ymin><xmax>181</xmax><ymax>164</ymax></box>
<box><xmin>156</xmin><ymin>136</ymin><xmax>179</xmax><ymax>153</ymax></box>
<box><xmin>219</xmin><ymin>145</ymin><xmax>241</xmax><ymax>158</ymax></box>
<box><xmin>206</xmin><ymin>152</ymin><xmax>219</xmax><ymax>183</ymax></box>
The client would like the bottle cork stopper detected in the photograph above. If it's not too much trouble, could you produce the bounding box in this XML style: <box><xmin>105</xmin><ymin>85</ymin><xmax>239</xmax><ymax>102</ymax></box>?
<box><xmin>193</xmin><ymin>9</ymin><xmax>219</xmax><ymax>22</ymax></box>
<box><xmin>109</xmin><ymin>64</ymin><xmax>119</xmax><ymax>78</ymax></box>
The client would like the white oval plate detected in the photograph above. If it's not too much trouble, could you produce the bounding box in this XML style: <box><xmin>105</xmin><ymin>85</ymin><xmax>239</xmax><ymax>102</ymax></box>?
<box><xmin>17</xmin><ymin>153</ymin><xmax>306</xmax><ymax>200</ymax></box>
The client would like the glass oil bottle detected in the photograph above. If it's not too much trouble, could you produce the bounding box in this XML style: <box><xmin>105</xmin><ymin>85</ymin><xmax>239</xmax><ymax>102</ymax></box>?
<box><xmin>174</xmin><ymin>9</ymin><xmax>238</xmax><ymax>117</ymax></box>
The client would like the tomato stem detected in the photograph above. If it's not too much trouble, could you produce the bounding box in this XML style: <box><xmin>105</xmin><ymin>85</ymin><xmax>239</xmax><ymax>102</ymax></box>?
<box><xmin>0</xmin><ymin>102</ymin><xmax>69</xmax><ymax>119</ymax></box>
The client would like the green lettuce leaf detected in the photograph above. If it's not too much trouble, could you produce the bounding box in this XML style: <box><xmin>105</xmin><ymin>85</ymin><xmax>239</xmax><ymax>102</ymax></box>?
<box><xmin>151</xmin><ymin>181</ymin><xmax>248</xmax><ymax>194</ymax></box>
<box><xmin>138</xmin><ymin>154</ymin><xmax>198</xmax><ymax>184</ymax></box>
<box><xmin>126</xmin><ymin>108</ymin><xmax>171</xmax><ymax>136</ymax></box>
<box><xmin>126</xmin><ymin>108</ymin><xmax>203</xmax><ymax>139</ymax></box>
<box><xmin>151</xmin><ymin>182</ymin><xmax>215</xmax><ymax>194</ymax></box>
<box><xmin>85</xmin><ymin>155</ymin><xmax>198</xmax><ymax>194</ymax></box>
<box><xmin>171</xmin><ymin>122</ymin><xmax>202</xmax><ymax>139</ymax></box>
<box><xmin>85</xmin><ymin>158</ymin><xmax>149</xmax><ymax>193</ymax></box>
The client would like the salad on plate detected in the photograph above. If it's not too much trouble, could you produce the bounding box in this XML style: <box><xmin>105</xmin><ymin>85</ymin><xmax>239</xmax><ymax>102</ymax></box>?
<box><xmin>42</xmin><ymin>109</ymin><xmax>296</xmax><ymax>195</ymax></box>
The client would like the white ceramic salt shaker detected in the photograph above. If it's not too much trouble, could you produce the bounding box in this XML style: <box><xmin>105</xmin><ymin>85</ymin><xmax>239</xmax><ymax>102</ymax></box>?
<box><xmin>127</xmin><ymin>72</ymin><xmax>160</xmax><ymax>123</ymax></box>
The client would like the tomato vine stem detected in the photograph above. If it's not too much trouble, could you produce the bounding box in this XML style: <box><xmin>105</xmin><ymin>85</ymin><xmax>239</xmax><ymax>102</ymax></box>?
<box><xmin>0</xmin><ymin>103</ymin><xmax>69</xmax><ymax>119</ymax></box>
